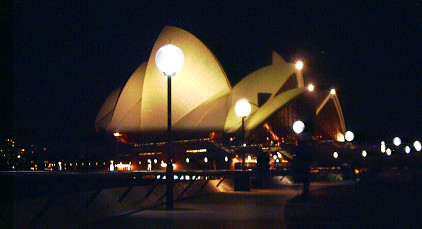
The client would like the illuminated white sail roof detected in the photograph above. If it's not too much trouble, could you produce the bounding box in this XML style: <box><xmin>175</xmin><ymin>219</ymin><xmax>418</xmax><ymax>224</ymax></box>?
<box><xmin>94</xmin><ymin>26</ymin><xmax>345</xmax><ymax>140</ymax></box>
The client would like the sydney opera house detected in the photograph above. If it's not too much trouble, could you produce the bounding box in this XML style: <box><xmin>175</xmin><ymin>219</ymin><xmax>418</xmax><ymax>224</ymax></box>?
<box><xmin>94</xmin><ymin>26</ymin><xmax>347</xmax><ymax>170</ymax></box>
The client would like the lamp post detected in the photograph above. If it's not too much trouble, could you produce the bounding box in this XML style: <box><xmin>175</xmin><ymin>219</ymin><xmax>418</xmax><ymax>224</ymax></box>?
<box><xmin>414</xmin><ymin>140</ymin><xmax>421</xmax><ymax>152</ymax></box>
<box><xmin>345</xmin><ymin>131</ymin><xmax>354</xmax><ymax>158</ymax></box>
<box><xmin>393</xmin><ymin>137</ymin><xmax>401</xmax><ymax>147</ymax></box>
<box><xmin>235</xmin><ymin>99</ymin><xmax>251</xmax><ymax>170</ymax></box>
<box><xmin>155</xmin><ymin>44</ymin><xmax>184</xmax><ymax>210</ymax></box>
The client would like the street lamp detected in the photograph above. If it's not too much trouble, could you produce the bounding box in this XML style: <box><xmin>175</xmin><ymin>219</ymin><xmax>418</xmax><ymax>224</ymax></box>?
<box><xmin>345</xmin><ymin>131</ymin><xmax>354</xmax><ymax>157</ymax></box>
<box><xmin>307</xmin><ymin>84</ymin><xmax>315</xmax><ymax>92</ymax></box>
<box><xmin>393</xmin><ymin>137</ymin><xmax>401</xmax><ymax>146</ymax></box>
<box><xmin>295</xmin><ymin>61</ymin><xmax>304</xmax><ymax>70</ymax></box>
<box><xmin>235</xmin><ymin>99</ymin><xmax>251</xmax><ymax>170</ymax></box>
<box><xmin>362</xmin><ymin>150</ymin><xmax>367</xmax><ymax>157</ymax></box>
<box><xmin>155</xmin><ymin>44</ymin><xmax>184</xmax><ymax>210</ymax></box>
<box><xmin>333</xmin><ymin>152</ymin><xmax>339</xmax><ymax>159</ymax></box>
<box><xmin>414</xmin><ymin>141</ymin><xmax>421</xmax><ymax>152</ymax></box>
<box><xmin>345</xmin><ymin>131</ymin><xmax>354</xmax><ymax>142</ymax></box>
<box><xmin>293</xmin><ymin>121</ymin><xmax>305</xmax><ymax>134</ymax></box>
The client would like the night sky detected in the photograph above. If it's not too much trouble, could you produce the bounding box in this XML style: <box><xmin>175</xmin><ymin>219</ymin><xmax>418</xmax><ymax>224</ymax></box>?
<box><xmin>5</xmin><ymin>1</ymin><xmax>421</xmax><ymax>146</ymax></box>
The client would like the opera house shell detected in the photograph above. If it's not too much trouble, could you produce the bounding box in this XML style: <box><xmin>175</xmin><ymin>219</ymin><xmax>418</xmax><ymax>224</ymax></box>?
<box><xmin>94</xmin><ymin>26</ymin><xmax>346</xmax><ymax>146</ymax></box>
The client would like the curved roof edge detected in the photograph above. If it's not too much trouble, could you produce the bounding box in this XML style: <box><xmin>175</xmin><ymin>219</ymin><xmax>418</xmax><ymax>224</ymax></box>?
<box><xmin>244</xmin><ymin>87</ymin><xmax>307</xmax><ymax>135</ymax></box>
<box><xmin>108</xmin><ymin>63</ymin><xmax>147</xmax><ymax>131</ymax></box>
<box><xmin>94</xmin><ymin>87</ymin><xmax>122</xmax><ymax>130</ymax></box>
<box><xmin>316</xmin><ymin>92</ymin><xmax>346</xmax><ymax>134</ymax></box>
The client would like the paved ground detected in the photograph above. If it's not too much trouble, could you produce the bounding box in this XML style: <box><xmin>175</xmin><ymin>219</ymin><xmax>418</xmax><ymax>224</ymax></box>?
<box><xmin>86</xmin><ymin>169</ymin><xmax>422</xmax><ymax>229</ymax></box>
<box><xmin>86</xmin><ymin>183</ymin><xmax>333</xmax><ymax>229</ymax></box>
<box><xmin>285</xmin><ymin>174</ymin><xmax>422</xmax><ymax>228</ymax></box>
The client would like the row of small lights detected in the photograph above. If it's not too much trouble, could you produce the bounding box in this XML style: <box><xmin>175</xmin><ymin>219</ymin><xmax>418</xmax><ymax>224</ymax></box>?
<box><xmin>333</xmin><ymin>139</ymin><xmax>422</xmax><ymax>159</ymax></box>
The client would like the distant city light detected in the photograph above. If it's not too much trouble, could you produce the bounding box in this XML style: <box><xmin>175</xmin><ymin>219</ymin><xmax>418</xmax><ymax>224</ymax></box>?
<box><xmin>337</xmin><ymin>133</ymin><xmax>345</xmax><ymax>142</ymax></box>
<box><xmin>186</xmin><ymin>158</ymin><xmax>190</xmax><ymax>163</ymax></box>
<box><xmin>109</xmin><ymin>160</ymin><xmax>114</xmax><ymax>171</ymax></box>
<box><xmin>393</xmin><ymin>137</ymin><xmax>401</xmax><ymax>146</ymax></box>
<box><xmin>405</xmin><ymin>146</ymin><xmax>411</xmax><ymax>154</ymax></box>
<box><xmin>247</xmin><ymin>155</ymin><xmax>252</xmax><ymax>161</ymax></box>
<box><xmin>330</xmin><ymin>89</ymin><xmax>336</xmax><ymax>95</ymax></box>
<box><xmin>225</xmin><ymin>156</ymin><xmax>229</xmax><ymax>162</ymax></box>
<box><xmin>307</xmin><ymin>84</ymin><xmax>314</xmax><ymax>91</ymax></box>
<box><xmin>204</xmin><ymin>157</ymin><xmax>208</xmax><ymax>163</ymax></box>
<box><xmin>381</xmin><ymin>141</ymin><xmax>386</xmax><ymax>153</ymax></box>
<box><xmin>333</xmin><ymin>152</ymin><xmax>338</xmax><ymax>159</ymax></box>
<box><xmin>362</xmin><ymin>150</ymin><xmax>367</xmax><ymax>157</ymax></box>
<box><xmin>295</xmin><ymin>61</ymin><xmax>303</xmax><ymax>70</ymax></box>
<box><xmin>414</xmin><ymin>141</ymin><xmax>421</xmax><ymax>152</ymax></box>
<box><xmin>386</xmin><ymin>148</ymin><xmax>392</xmax><ymax>156</ymax></box>
<box><xmin>113</xmin><ymin>132</ymin><xmax>120</xmax><ymax>137</ymax></box>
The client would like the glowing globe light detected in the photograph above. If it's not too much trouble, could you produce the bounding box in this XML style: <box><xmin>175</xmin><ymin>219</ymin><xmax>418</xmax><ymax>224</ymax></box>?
<box><xmin>155</xmin><ymin>44</ymin><xmax>185</xmax><ymax>76</ymax></box>
<box><xmin>405</xmin><ymin>146</ymin><xmax>411</xmax><ymax>154</ymax></box>
<box><xmin>204</xmin><ymin>157</ymin><xmax>208</xmax><ymax>163</ymax></box>
<box><xmin>293</xmin><ymin>121</ymin><xmax>305</xmax><ymax>134</ymax></box>
<box><xmin>186</xmin><ymin>158</ymin><xmax>190</xmax><ymax>163</ymax></box>
<box><xmin>235</xmin><ymin>99</ymin><xmax>252</xmax><ymax>117</ymax></box>
<box><xmin>333</xmin><ymin>152</ymin><xmax>338</xmax><ymax>159</ymax></box>
<box><xmin>330</xmin><ymin>89</ymin><xmax>336</xmax><ymax>95</ymax></box>
<box><xmin>362</xmin><ymin>150</ymin><xmax>367</xmax><ymax>157</ymax></box>
<box><xmin>393</xmin><ymin>137</ymin><xmax>401</xmax><ymax>146</ymax></box>
<box><xmin>224</xmin><ymin>156</ymin><xmax>229</xmax><ymax>162</ymax></box>
<box><xmin>345</xmin><ymin>131</ymin><xmax>354</xmax><ymax>142</ymax></box>
<box><xmin>307</xmin><ymin>84</ymin><xmax>315</xmax><ymax>91</ymax></box>
<box><xmin>414</xmin><ymin>141</ymin><xmax>421</xmax><ymax>152</ymax></box>
<box><xmin>386</xmin><ymin>148</ymin><xmax>392</xmax><ymax>156</ymax></box>
<box><xmin>295</xmin><ymin>61</ymin><xmax>303</xmax><ymax>70</ymax></box>
<box><xmin>113</xmin><ymin>132</ymin><xmax>120</xmax><ymax>137</ymax></box>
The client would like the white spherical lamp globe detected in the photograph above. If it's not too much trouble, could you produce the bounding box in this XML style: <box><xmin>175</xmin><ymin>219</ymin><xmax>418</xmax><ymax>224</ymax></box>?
<box><xmin>414</xmin><ymin>141</ymin><xmax>421</xmax><ymax>152</ymax></box>
<box><xmin>345</xmin><ymin>131</ymin><xmax>354</xmax><ymax>142</ymax></box>
<box><xmin>293</xmin><ymin>121</ymin><xmax>305</xmax><ymax>134</ymax></box>
<box><xmin>235</xmin><ymin>99</ymin><xmax>251</xmax><ymax>117</ymax></box>
<box><xmin>393</xmin><ymin>137</ymin><xmax>401</xmax><ymax>146</ymax></box>
<box><xmin>295</xmin><ymin>61</ymin><xmax>303</xmax><ymax>70</ymax></box>
<box><xmin>333</xmin><ymin>152</ymin><xmax>339</xmax><ymax>159</ymax></box>
<box><xmin>155</xmin><ymin>44</ymin><xmax>185</xmax><ymax>76</ymax></box>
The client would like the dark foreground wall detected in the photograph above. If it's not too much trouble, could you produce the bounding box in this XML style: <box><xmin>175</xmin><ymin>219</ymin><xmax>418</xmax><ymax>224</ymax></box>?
<box><xmin>0</xmin><ymin>171</ymin><xmax>238</xmax><ymax>229</ymax></box>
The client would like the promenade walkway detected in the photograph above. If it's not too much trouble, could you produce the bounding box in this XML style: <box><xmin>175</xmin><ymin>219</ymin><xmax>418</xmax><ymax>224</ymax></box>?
<box><xmin>87</xmin><ymin>183</ymin><xmax>331</xmax><ymax>229</ymax></box>
<box><xmin>85</xmin><ymin>168</ymin><xmax>422</xmax><ymax>228</ymax></box>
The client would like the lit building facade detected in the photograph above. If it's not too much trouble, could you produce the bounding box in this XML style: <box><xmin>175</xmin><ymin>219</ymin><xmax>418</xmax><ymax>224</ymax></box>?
<box><xmin>95</xmin><ymin>26</ymin><xmax>347</xmax><ymax>169</ymax></box>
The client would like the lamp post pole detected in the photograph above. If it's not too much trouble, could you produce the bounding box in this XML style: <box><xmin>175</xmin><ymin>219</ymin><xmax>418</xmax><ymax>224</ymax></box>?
<box><xmin>166</xmin><ymin>74</ymin><xmax>173</xmax><ymax>209</ymax></box>
<box><xmin>241</xmin><ymin>116</ymin><xmax>245</xmax><ymax>170</ymax></box>
<box><xmin>235</xmin><ymin>99</ymin><xmax>251</xmax><ymax>171</ymax></box>
<box><xmin>155</xmin><ymin>44</ymin><xmax>184</xmax><ymax>210</ymax></box>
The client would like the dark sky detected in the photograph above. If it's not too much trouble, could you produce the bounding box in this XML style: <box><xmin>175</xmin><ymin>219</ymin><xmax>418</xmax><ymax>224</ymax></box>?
<box><xmin>5</xmin><ymin>1</ymin><xmax>421</xmax><ymax>145</ymax></box>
